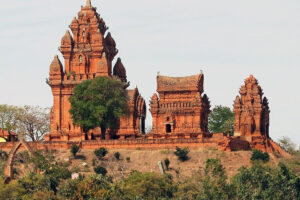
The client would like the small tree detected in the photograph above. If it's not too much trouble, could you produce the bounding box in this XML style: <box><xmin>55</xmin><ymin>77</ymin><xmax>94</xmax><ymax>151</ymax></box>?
<box><xmin>208</xmin><ymin>105</ymin><xmax>234</xmax><ymax>134</ymax></box>
<box><xmin>251</xmin><ymin>149</ymin><xmax>270</xmax><ymax>162</ymax></box>
<box><xmin>94</xmin><ymin>148</ymin><xmax>108</xmax><ymax>160</ymax></box>
<box><xmin>174</xmin><ymin>147</ymin><xmax>189</xmax><ymax>162</ymax></box>
<box><xmin>69</xmin><ymin>76</ymin><xmax>129</xmax><ymax>140</ymax></box>
<box><xmin>0</xmin><ymin>104</ymin><xmax>20</xmax><ymax>139</ymax></box>
<box><xmin>71</xmin><ymin>144</ymin><xmax>80</xmax><ymax>158</ymax></box>
<box><xmin>17</xmin><ymin>106</ymin><xmax>50</xmax><ymax>141</ymax></box>
<box><xmin>164</xmin><ymin>158</ymin><xmax>170</xmax><ymax>170</ymax></box>
<box><xmin>114</xmin><ymin>152</ymin><xmax>121</xmax><ymax>160</ymax></box>
<box><xmin>94</xmin><ymin>166</ymin><xmax>107</xmax><ymax>176</ymax></box>
<box><xmin>278</xmin><ymin>136</ymin><xmax>297</xmax><ymax>153</ymax></box>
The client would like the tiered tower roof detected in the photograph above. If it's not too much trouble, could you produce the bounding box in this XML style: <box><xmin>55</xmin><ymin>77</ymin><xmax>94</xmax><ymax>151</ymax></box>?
<box><xmin>49</xmin><ymin>0</ymin><xmax>127</xmax><ymax>82</ymax></box>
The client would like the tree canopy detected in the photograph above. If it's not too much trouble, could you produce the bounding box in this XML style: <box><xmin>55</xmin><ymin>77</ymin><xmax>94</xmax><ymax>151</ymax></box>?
<box><xmin>17</xmin><ymin>106</ymin><xmax>50</xmax><ymax>141</ymax></box>
<box><xmin>1</xmin><ymin>153</ymin><xmax>300</xmax><ymax>200</ymax></box>
<box><xmin>208</xmin><ymin>105</ymin><xmax>235</xmax><ymax>134</ymax></box>
<box><xmin>0</xmin><ymin>105</ymin><xmax>20</xmax><ymax>137</ymax></box>
<box><xmin>0</xmin><ymin>105</ymin><xmax>49</xmax><ymax>141</ymax></box>
<box><xmin>69</xmin><ymin>76</ymin><xmax>129</xmax><ymax>139</ymax></box>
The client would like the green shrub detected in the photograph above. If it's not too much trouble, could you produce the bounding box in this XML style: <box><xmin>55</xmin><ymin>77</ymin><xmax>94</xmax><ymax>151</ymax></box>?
<box><xmin>71</xmin><ymin>144</ymin><xmax>80</xmax><ymax>158</ymax></box>
<box><xmin>114</xmin><ymin>152</ymin><xmax>120</xmax><ymax>160</ymax></box>
<box><xmin>251</xmin><ymin>149</ymin><xmax>270</xmax><ymax>162</ymax></box>
<box><xmin>201</xmin><ymin>159</ymin><xmax>233</xmax><ymax>199</ymax></box>
<box><xmin>58</xmin><ymin>175</ymin><xmax>112</xmax><ymax>199</ymax></box>
<box><xmin>94</xmin><ymin>148</ymin><xmax>108</xmax><ymax>160</ymax></box>
<box><xmin>174</xmin><ymin>147</ymin><xmax>189</xmax><ymax>162</ymax></box>
<box><xmin>231</xmin><ymin>163</ymin><xmax>300</xmax><ymax>200</ymax></box>
<box><xmin>126</xmin><ymin>157</ymin><xmax>131</xmax><ymax>162</ymax></box>
<box><xmin>164</xmin><ymin>158</ymin><xmax>170</xmax><ymax>170</ymax></box>
<box><xmin>92</xmin><ymin>158</ymin><xmax>97</xmax><ymax>166</ymax></box>
<box><xmin>94</xmin><ymin>166</ymin><xmax>107</xmax><ymax>176</ymax></box>
<box><xmin>118</xmin><ymin>171</ymin><xmax>175</xmax><ymax>199</ymax></box>
<box><xmin>0</xmin><ymin>151</ymin><xmax>8</xmax><ymax>161</ymax></box>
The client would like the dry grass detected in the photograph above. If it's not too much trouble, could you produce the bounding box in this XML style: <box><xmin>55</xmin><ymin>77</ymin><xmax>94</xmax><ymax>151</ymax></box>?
<box><xmin>53</xmin><ymin>148</ymin><xmax>255</xmax><ymax>180</ymax></box>
<box><xmin>6</xmin><ymin>148</ymin><xmax>282</xmax><ymax>181</ymax></box>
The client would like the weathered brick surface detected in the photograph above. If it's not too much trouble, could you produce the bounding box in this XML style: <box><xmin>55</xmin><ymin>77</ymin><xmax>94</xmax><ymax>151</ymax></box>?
<box><xmin>27</xmin><ymin>1</ymin><xmax>288</xmax><ymax>157</ymax></box>
<box><xmin>231</xmin><ymin>75</ymin><xmax>289</xmax><ymax>155</ymax></box>
<box><xmin>149</xmin><ymin>73</ymin><xmax>211</xmax><ymax>139</ymax></box>
<box><xmin>233</xmin><ymin>75</ymin><xmax>270</xmax><ymax>139</ymax></box>
<box><xmin>46</xmin><ymin>1</ymin><xmax>146</xmax><ymax>141</ymax></box>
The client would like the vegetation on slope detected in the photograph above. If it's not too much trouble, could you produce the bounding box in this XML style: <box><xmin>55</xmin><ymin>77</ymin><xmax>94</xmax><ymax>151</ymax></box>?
<box><xmin>0</xmin><ymin>148</ymin><xmax>300</xmax><ymax>200</ymax></box>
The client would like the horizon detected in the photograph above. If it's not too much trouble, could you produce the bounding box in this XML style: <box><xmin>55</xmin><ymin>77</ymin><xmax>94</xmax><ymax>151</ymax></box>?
<box><xmin>0</xmin><ymin>0</ymin><xmax>299</xmax><ymax>146</ymax></box>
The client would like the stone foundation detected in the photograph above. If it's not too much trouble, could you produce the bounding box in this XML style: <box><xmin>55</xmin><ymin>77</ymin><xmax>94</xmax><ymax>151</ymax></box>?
<box><xmin>0</xmin><ymin>135</ymin><xmax>250</xmax><ymax>152</ymax></box>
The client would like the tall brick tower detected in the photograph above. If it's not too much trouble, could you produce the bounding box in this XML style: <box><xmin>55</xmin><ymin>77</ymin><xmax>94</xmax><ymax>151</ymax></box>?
<box><xmin>233</xmin><ymin>75</ymin><xmax>270</xmax><ymax>141</ymax></box>
<box><xmin>46</xmin><ymin>0</ymin><xmax>146</xmax><ymax>141</ymax></box>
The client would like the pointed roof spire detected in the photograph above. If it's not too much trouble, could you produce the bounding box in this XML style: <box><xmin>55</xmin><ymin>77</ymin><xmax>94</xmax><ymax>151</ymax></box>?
<box><xmin>50</xmin><ymin>55</ymin><xmax>63</xmax><ymax>75</ymax></box>
<box><xmin>86</xmin><ymin>0</ymin><xmax>92</xmax><ymax>8</ymax></box>
<box><xmin>61</xmin><ymin>30</ymin><xmax>73</xmax><ymax>45</ymax></box>
<box><xmin>113</xmin><ymin>58</ymin><xmax>127</xmax><ymax>83</ymax></box>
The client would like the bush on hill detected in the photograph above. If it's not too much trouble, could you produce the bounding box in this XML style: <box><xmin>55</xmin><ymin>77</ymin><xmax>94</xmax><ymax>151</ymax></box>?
<box><xmin>94</xmin><ymin>147</ymin><xmax>108</xmax><ymax>160</ymax></box>
<box><xmin>174</xmin><ymin>147</ymin><xmax>190</xmax><ymax>162</ymax></box>
<box><xmin>114</xmin><ymin>152</ymin><xmax>120</xmax><ymax>160</ymax></box>
<box><xmin>164</xmin><ymin>158</ymin><xmax>170</xmax><ymax>170</ymax></box>
<box><xmin>94</xmin><ymin>166</ymin><xmax>107</xmax><ymax>176</ymax></box>
<box><xmin>251</xmin><ymin>149</ymin><xmax>270</xmax><ymax>162</ymax></box>
<box><xmin>71</xmin><ymin>144</ymin><xmax>80</xmax><ymax>158</ymax></box>
<box><xmin>1</xmin><ymin>152</ymin><xmax>300</xmax><ymax>199</ymax></box>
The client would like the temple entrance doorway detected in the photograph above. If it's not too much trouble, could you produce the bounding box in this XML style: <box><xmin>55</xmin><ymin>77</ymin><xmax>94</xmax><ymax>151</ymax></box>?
<box><xmin>166</xmin><ymin>124</ymin><xmax>172</xmax><ymax>133</ymax></box>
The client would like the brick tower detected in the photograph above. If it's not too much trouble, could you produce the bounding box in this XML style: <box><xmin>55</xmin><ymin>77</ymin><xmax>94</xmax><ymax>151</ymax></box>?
<box><xmin>45</xmin><ymin>0</ymin><xmax>146</xmax><ymax>141</ymax></box>
<box><xmin>149</xmin><ymin>73</ymin><xmax>211</xmax><ymax>139</ymax></box>
<box><xmin>233</xmin><ymin>75</ymin><xmax>270</xmax><ymax>142</ymax></box>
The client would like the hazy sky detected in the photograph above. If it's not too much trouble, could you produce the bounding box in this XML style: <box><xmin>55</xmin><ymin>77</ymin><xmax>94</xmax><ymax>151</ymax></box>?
<box><xmin>0</xmin><ymin>0</ymin><xmax>299</xmax><ymax>145</ymax></box>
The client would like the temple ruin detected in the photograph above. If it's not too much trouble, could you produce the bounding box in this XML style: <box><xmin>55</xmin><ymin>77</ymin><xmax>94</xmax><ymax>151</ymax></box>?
<box><xmin>0</xmin><ymin>1</ymin><xmax>290</xmax><ymax>158</ymax></box>
<box><xmin>233</xmin><ymin>75</ymin><xmax>273</xmax><ymax>151</ymax></box>
<box><xmin>149</xmin><ymin>73</ymin><xmax>210</xmax><ymax>139</ymax></box>
<box><xmin>45</xmin><ymin>0</ymin><xmax>146</xmax><ymax>141</ymax></box>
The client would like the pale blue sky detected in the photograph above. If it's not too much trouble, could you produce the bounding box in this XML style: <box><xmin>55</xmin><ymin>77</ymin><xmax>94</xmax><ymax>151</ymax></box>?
<box><xmin>0</xmin><ymin>0</ymin><xmax>299</xmax><ymax>145</ymax></box>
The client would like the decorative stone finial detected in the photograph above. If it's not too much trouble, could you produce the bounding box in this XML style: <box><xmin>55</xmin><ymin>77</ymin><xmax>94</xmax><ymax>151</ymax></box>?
<box><xmin>50</xmin><ymin>55</ymin><xmax>63</xmax><ymax>75</ymax></box>
<box><xmin>86</xmin><ymin>0</ymin><xmax>92</xmax><ymax>7</ymax></box>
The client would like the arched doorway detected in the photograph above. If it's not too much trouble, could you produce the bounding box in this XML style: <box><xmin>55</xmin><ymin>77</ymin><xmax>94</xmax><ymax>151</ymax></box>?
<box><xmin>4</xmin><ymin>140</ymin><xmax>33</xmax><ymax>183</ymax></box>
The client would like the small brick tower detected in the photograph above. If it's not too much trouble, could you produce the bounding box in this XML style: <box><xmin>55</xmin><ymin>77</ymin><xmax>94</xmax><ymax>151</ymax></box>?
<box><xmin>233</xmin><ymin>75</ymin><xmax>270</xmax><ymax>142</ymax></box>
<box><xmin>149</xmin><ymin>73</ymin><xmax>211</xmax><ymax>139</ymax></box>
<box><xmin>46</xmin><ymin>0</ymin><xmax>146</xmax><ymax>141</ymax></box>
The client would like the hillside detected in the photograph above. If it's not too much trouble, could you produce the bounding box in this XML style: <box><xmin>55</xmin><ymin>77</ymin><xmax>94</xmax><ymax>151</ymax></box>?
<box><xmin>2</xmin><ymin>146</ymin><xmax>300</xmax><ymax>199</ymax></box>
<box><xmin>6</xmin><ymin>147</ymin><xmax>277</xmax><ymax>180</ymax></box>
